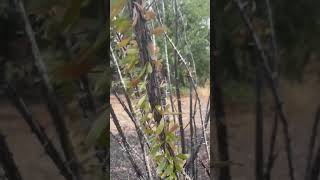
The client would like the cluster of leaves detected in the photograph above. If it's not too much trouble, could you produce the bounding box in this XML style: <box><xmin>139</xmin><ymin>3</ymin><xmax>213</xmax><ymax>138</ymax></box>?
<box><xmin>1</xmin><ymin>0</ymin><xmax>109</xmax><ymax>178</ymax></box>
<box><xmin>110</xmin><ymin>0</ymin><xmax>189</xmax><ymax>179</ymax></box>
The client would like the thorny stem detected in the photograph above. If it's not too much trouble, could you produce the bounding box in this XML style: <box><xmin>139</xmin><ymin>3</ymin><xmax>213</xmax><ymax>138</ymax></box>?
<box><xmin>110</xmin><ymin>106</ymin><xmax>145</xmax><ymax>179</ymax></box>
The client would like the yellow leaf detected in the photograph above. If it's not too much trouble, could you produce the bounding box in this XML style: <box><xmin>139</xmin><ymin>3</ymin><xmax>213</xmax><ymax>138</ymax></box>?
<box><xmin>114</xmin><ymin>18</ymin><xmax>132</xmax><ymax>33</ymax></box>
<box><xmin>152</xmin><ymin>26</ymin><xmax>166</xmax><ymax>35</ymax></box>
<box><xmin>117</xmin><ymin>38</ymin><xmax>130</xmax><ymax>49</ymax></box>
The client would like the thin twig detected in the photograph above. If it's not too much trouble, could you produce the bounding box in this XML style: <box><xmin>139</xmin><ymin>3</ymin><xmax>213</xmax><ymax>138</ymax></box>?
<box><xmin>265</xmin><ymin>114</ymin><xmax>279</xmax><ymax>180</ymax></box>
<box><xmin>110</xmin><ymin>106</ymin><xmax>145</xmax><ymax>180</ymax></box>
<box><xmin>305</xmin><ymin>106</ymin><xmax>320</xmax><ymax>180</ymax></box>
<box><xmin>232</xmin><ymin>1</ymin><xmax>295</xmax><ymax>179</ymax></box>
<box><xmin>254</xmin><ymin>48</ymin><xmax>264</xmax><ymax>180</ymax></box>
<box><xmin>0</xmin><ymin>133</ymin><xmax>23</xmax><ymax>180</ymax></box>
<box><xmin>173</xmin><ymin>0</ymin><xmax>186</xmax><ymax>154</ymax></box>
<box><xmin>13</xmin><ymin>0</ymin><xmax>82</xmax><ymax>179</ymax></box>
<box><xmin>4</xmin><ymin>82</ymin><xmax>73</xmax><ymax>180</ymax></box>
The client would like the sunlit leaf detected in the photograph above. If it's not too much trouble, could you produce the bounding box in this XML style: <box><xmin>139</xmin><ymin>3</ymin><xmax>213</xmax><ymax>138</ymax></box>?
<box><xmin>162</xmin><ymin>164</ymin><xmax>173</xmax><ymax>178</ymax></box>
<box><xmin>150</xmin><ymin>143</ymin><xmax>161</xmax><ymax>156</ymax></box>
<box><xmin>113</xmin><ymin>18</ymin><xmax>132</xmax><ymax>33</ymax></box>
<box><xmin>147</xmin><ymin>62</ymin><xmax>153</xmax><ymax>74</ymax></box>
<box><xmin>117</xmin><ymin>38</ymin><xmax>130</xmax><ymax>49</ymax></box>
<box><xmin>138</xmin><ymin>94</ymin><xmax>147</xmax><ymax>107</ymax></box>
<box><xmin>156</xmin><ymin>120</ymin><xmax>164</xmax><ymax>135</ymax></box>
<box><xmin>155</xmin><ymin>105</ymin><xmax>162</xmax><ymax>113</ymax></box>
<box><xmin>157</xmin><ymin>160</ymin><xmax>167</xmax><ymax>174</ymax></box>
<box><xmin>176</xmin><ymin>153</ymin><xmax>190</xmax><ymax>160</ymax></box>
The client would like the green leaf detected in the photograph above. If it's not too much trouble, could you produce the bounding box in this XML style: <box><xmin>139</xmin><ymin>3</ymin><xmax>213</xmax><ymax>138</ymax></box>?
<box><xmin>143</xmin><ymin>103</ymin><xmax>151</xmax><ymax>112</ymax></box>
<box><xmin>150</xmin><ymin>143</ymin><xmax>162</xmax><ymax>156</ymax></box>
<box><xmin>145</xmin><ymin>127</ymin><xmax>154</xmax><ymax>135</ymax></box>
<box><xmin>156</xmin><ymin>160</ymin><xmax>167</xmax><ymax>174</ymax></box>
<box><xmin>156</xmin><ymin>120</ymin><xmax>164</xmax><ymax>135</ymax></box>
<box><xmin>138</xmin><ymin>81</ymin><xmax>147</xmax><ymax>91</ymax></box>
<box><xmin>147</xmin><ymin>62</ymin><xmax>153</xmax><ymax>74</ymax></box>
<box><xmin>165</xmin><ymin>132</ymin><xmax>176</xmax><ymax>142</ymax></box>
<box><xmin>154</xmin><ymin>154</ymin><xmax>164</xmax><ymax>162</ymax></box>
<box><xmin>138</xmin><ymin>63</ymin><xmax>148</xmax><ymax>79</ymax></box>
<box><xmin>127</xmin><ymin>48</ymin><xmax>138</xmax><ymax>55</ymax></box>
<box><xmin>174</xmin><ymin>157</ymin><xmax>185</xmax><ymax>171</ymax></box>
<box><xmin>138</xmin><ymin>94</ymin><xmax>147</xmax><ymax>107</ymax></box>
<box><xmin>113</xmin><ymin>18</ymin><xmax>131</xmax><ymax>33</ymax></box>
<box><xmin>155</xmin><ymin>105</ymin><xmax>162</xmax><ymax>113</ymax></box>
<box><xmin>176</xmin><ymin>153</ymin><xmax>190</xmax><ymax>160</ymax></box>
<box><xmin>162</xmin><ymin>164</ymin><xmax>174</xmax><ymax>178</ymax></box>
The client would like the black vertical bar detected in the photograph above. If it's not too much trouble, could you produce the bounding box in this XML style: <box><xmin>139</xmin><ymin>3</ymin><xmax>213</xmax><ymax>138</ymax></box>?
<box><xmin>211</xmin><ymin>0</ymin><xmax>231</xmax><ymax>179</ymax></box>
<box><xmin>254</xmin><ymin>48</ymin><xmax>264</xmax><ymax>180</ymax></box>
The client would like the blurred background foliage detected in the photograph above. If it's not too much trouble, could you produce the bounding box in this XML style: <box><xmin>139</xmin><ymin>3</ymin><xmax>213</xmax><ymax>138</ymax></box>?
<box><xmin>0</xmin><ymin>0</ymin><xmax>108</xmax><ymax>178</ymax></box>
<box><xmin>1</xmin><ymin>0</ymin><xmax>319</xmax><ymax>97</ymax></box>
<box><xmin>217</xmin><ymin>0</ymin><xmax>320</xmax><ymax>83</ymax></box>
<box><xmin>1</xmin><ymin>0</ymin><xmax>108</xmax><ymax>101</ymax></box>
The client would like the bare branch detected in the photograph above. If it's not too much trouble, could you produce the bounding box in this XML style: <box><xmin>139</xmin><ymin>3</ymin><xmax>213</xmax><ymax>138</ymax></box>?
<box><xmin>0</xmin><ymin>133</ymin><xmax>23</xmax><ymax>180</ymax></box>
<box><xmin>110</xmin><ymin>106</ymin><xmax>145</xmax><ymax>179</ymax></box>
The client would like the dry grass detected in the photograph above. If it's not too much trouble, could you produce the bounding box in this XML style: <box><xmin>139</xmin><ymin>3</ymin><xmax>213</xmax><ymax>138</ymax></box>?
<box><xmin>197</xmin><ymin>82</ymin><xmax>210</xmax><ymax>97</ymax></box>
